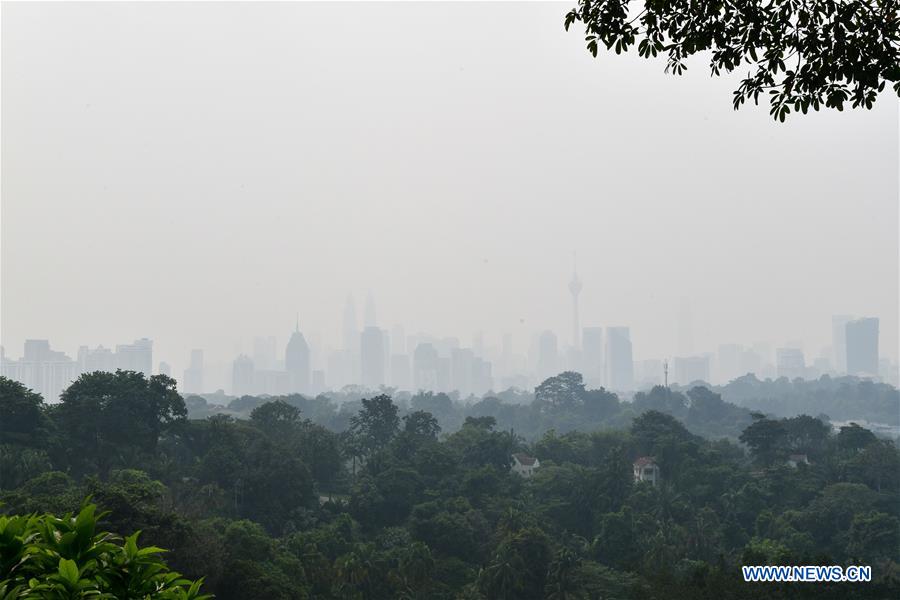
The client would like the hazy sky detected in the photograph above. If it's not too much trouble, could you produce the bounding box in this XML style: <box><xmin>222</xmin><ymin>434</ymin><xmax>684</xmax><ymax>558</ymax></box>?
<box><xmin>3</xmin><ymin>1</ymin><xmax>898</xmax><ymax>374</ymax></box>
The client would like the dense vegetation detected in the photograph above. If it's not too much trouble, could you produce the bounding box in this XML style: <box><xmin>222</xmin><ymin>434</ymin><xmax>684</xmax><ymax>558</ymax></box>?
<box><xmin>564</xmin><ymin>0</ymin><xmax>900</xmax><ymax>120</ymax></box>
<box><xmin>1</xmin><ymin>372</ymin><xmax>899</xmax><ymax>599</ymax></box>
<box><xmin>185</xmin><ymin>372</ymin><xmax>900</xmax><ymax>439</ymax></box>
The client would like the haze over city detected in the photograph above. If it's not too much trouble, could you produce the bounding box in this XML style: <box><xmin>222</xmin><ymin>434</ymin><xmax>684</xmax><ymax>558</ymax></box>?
<box><xmin>2</xmin><ymin>2</ymin><xmax>897</xmax><ymax>394</ymax></box>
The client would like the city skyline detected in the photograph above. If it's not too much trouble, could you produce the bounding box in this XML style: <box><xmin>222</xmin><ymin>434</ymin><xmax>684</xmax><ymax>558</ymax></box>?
<box><xmin>2</xmin><ymin>2</ymin><xmax>897</xmax><ymax>384</ymax></box>
<box><xmin>3</xmin><ymin>294</ymin><xmax>894</xmax><ymax>401</ymax></box>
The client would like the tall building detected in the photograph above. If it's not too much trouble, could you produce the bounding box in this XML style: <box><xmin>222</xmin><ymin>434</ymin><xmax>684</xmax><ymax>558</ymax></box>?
<box><xmin>605</xmin><ymin>327</ymin><xmax>634</xmax><ymax>390</ymax></box>
<box><xmin>115</xmin><ymin>338</ymin><xmax>153</xmax><ymax>376</ymax></box>
<box><xmin>78</xmin><ymin>345</ymin><xmax>116</xmax><ymax>373</ymax></box>
<box><xmin>343</xmin><ymin>294</ymin><xmax>360</xmax><ymax>382</ymax></box>
<box><xmin>2</xmin><ymin>340</ymin><xmax>78</xmax><ymax>402</ymax></box>
<box><xmin>413</xmin><ymin>343</ymin><xmax>439</xmax><ymax>391</ymax></box>
<box><xmin>536</xmin><ymin>331</ymin><xmax>558</xmax><ymax>382</ymax></box>
<box><xmin>776</xmin><ymin>347</ymin><xmax>805</xmax><ymax>379</ymax></box>
<box><xmin>158</xmin><ymin>361</ymin><xmax>172</xmax><ymax>377</ymax></box>
<box><xmin>845</xmin><ymin>317</ymin><xmax>879</xmax><ymax>376</ymax></box>
<box><xmin>285</xmin><ymin>321</ymin><xmax>311</xmax><ymax>394</ymax></box>
<box><xmin>832</xmin><ymin>314</ymin><xmax>853</xmax><ymax>374</ymax></box>
<box><xmin>183</xmin><ymin>349</ymin><xmax>204</xmax><ymax>394</ymax></box>
<box><xmin>390</xmin><ymin>353</ymin><xmax>411</xmax><ymax>390</ymax></box>
<box><xmin>232</xmin><ymin>354</ymin><xmax>255</xmax><ymax>397</ymax></box>
<box><xmin>391</xmin><ymin>324</ymin><xmax>407</xmax><ymax>355</ymax></box>
<box><xmin>360</xmin><ymin>326</ymin><xmax>386</xmax><ymax>389</ymax></box>
<box><xmin>569</xmin><ymin>260</ymin><xmax>583</xmax><ymax>350</ymax></box>
<box><xmin>673</xmin><ymin>355</ymin><xmax>710</xmax><ymax>385</ymax></box>
<box><xmin>451</xmin><ymin>348</ymin><xmax>475</xmax><ymax>397</ymax></box>
<box><xmin>581</xmin><ymin>327</ymin><xmax>604</xmax><ymax>387</ymax></box>
<box><xmin>364</xmin><ymin>292</ymin><xmax>377</xmax><ymax>329</ymax></box>
<box><xmin>472</xmin><ymin>357</ymin><xmax>493</xmax><ymax>395</ymax></box>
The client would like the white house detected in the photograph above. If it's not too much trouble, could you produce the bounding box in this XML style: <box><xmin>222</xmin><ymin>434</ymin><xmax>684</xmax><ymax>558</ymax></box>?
<box><xmin>511</xmin><ymin>453</ymin><xmax>540</xmax><ymax>478</ymax></box>
<box><xmin>633</xmin><ymin>456</ymin><xmax>660</xmax><ymax>486</ymax></box>
<box><xmin>786</xmin><ymin>454</ymin><xmax>810</xmax><ymax>468</ymax></box>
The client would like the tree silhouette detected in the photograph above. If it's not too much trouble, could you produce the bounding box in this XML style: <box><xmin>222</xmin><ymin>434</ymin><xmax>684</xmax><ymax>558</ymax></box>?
<box><xmin>565</xmin><ymin>0</ymin><xmax>900</xmax><ymax>120</ymax></box>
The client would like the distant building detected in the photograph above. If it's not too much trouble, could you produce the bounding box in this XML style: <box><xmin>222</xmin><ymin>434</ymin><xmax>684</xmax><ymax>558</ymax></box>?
<box><xmin>158</xmin><ymin>361</ymin><xmax>172</xmax><ymax>377</ymax></box>
<box><xmin>390</xmin><ymin>354</ymin><xmax>411</xmax><ymax>390</ymax></box>
<box><xmin>633</xmin><ymin>457</ymin><xmax>660</xmax><ymax>486</ymax></box>
<box><xmin>569</xmin><ymin>263</ymin><xmax>583</xmax><ymax>350</ymax></box>
<box><xmin>115</xmin><ymin>338</ymin><xmax>153</xmax><ymax>376</ymax></box>
<box><xmin>285</xmin><ymin>322</ymin><xmax>311</xmax><ymax>394</ymax></box>
<box><xmin>776</xmin><ymin>347</ymin><xmax>805</xmax><ymax>379</ymax></box>
<box><xmin>232</xmin><ymin>354</ymin><xmax>254</xmax><ymax>397</ymax></box>
<box><xmin>511</xmin><ymin>453</ymin><xmax>540</xmax><ymax>478</ymax></box>
<box><xmin>472</xmin><ymin>357</ymin><xmax>493</xmax><ymax>396</ymax></box>
<box><xmin>183</xmin><ymin>349</ymin><xmax>204</xmax><ymax>394</ymax></box>
<box><xmin>605</xmin><ymin>327</ymin><xmax>634</xmax><ymax>390</ymax></box>
<box><xmin>582</xmin><ymin>327</ymin><xmax>604</xmax><ymax>387</ymax></box>
<box><xmin>831</xmin><ymin>315</ymin><xmax>853</xmax><ymax>374</ymax></box>
<box><xmin>451</xmin><ymin>348</ymin><xmax>475</xmax><ymax>396</ymax></box>
<box><xmin>78</xmin><ymin>345</ymin><xmax>116</xmax><ymax>373</ymax></box>
<box><xmin>845</xmin><ymin>318</ymin><xmax>879</xmax><ymax>377</ymax></box>
<box><xmin>311</xmin><ymin>370</ymin><xmax>326</xmax><ymax>395</ymax></box>
<box><xmin>413</xmin><ymin>343</ymin><xmax>439</xmax><ymax>391</ymax></box>
<box><xmin>254</xmin><ymin>369</ymin><xmax>290</xmax><ymax>396</ymax></box>
<box><xmin>1</xmin><ymin>340</ymin><xmax>78</xmax><ymax>402</ymax></box>
<box><xmin>360</xmin><ymin>326</ymin><xmax>386</xmax><ymax>389</ymax></box>
<box><xmin>536</xmin><ymin>331</ymin><xmax>558</xmax><ymax>382</ymax></box>
<box><xmin>673</xmin><ymin>355</ymin><xmax>710</xmax><ymax>385</ymax></box>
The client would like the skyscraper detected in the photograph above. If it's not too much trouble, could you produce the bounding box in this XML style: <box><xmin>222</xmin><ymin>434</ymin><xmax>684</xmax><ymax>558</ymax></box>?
<box><xmin>845</xmin><ymin>317</ymin><xmax>879</xmax><ymax>376</ymax></box>
<box><xmin>364</xmin><ymin>292</ymin><xmax>377</xmax><ymax>329</ymax></box>
<box><xmin>832</xmin><ymin>314</ymin><xmax>853</xmax><ymax>373</ymax></box>
<box><xmin>568</xmin><ymin>259</ymin><xmax>583</xmax><ymax>350</ymax></box>
<box><xmin>343</xmin><ymin>294</ymin><xmax>360</xmax><ymax>383</ymax></box>
<box><xmin>390</xmin><ymin>353</ymin><xmax>411</xmax><ymax>390</ymax></box>
<box><xmin>581</xmin><ymin>327</ymin><xmax>604</xmax><ymax>387</ymax></box>
<box><xmin>78</xmin><ymin>345</ymin><xmax>116</xmax><ymax>373</ymax></box>
<box><xmin>183</xmin><ymin>349</ymin><xmax>204</xmax><ymax>394</ymax></box>
<box><xmin>115</xmin><ymin>338</ymin><xmax>153</xmax><ymax>376</ymax></box>
<box><xmin>536</xmin><ymin>330</ymin><xmax>558</xmax><ymax>382</ymax></box>
<box><xmin>2</xmin><ymin>340</ymin><xmax>78</xmax><ymax>402</ymax></box>
<box><xmin>413</xmin><ymin>343</ymin><xmax>439</xmax><ymax>391</ymax></box>
<box><xmin>605</xmin><ymin>327</ymin><xmax>634</xmax><ymax>390</ymax></box>
<box><xmin>360</xmin><ymin>326</ymin><xmax>386</xmax><ymax>389</ymax></box>
<box><xmin>285</xmin><ymin>321</ymin><xmax>311</xmax><ymax>394</ymax></box>
<box><xmin>451</xmin><ymin>348</ymin><xmax>475</xmax><ymax>396</ymax></box>
<box><xmin>232</xmin><ymin>354</ymin><xmax>254</xmax><ymax>396</ymax></box>
<box><xmin>158</xmin><ymin>361</ymin><xmax>172</xmax><ymax>377</ymax></box>
<box><xmin>776</xmin><ymin>347</ymin><xmax>805</xmax><ymax>379</ymax></box>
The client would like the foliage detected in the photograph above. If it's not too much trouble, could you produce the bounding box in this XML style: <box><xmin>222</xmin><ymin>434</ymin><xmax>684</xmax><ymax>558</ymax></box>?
<box><xmin>564</xmin><ymin>0</ymin><xmax>900</xmax><ymax>120</ymax></box>
<box><xmin>0</xmin><ymin>503</ymin><xmax>210</xmax><ymax>599</ymax></box>
<box><xmin>1</xmin><ymin>373</ymin><xmax>899</xmax><ymax>598</ymax></box>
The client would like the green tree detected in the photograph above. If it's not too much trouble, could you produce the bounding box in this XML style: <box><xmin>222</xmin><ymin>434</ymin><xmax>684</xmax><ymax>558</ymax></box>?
<box><xmin>739</xmin><ymin>413</ymin><xmax>786</xmax><ymax>466</ymax></box>
<box><xmin>565</xmin><ymin>0</ymin><xmax>900</xmax><ymax>119</ymax></box>
<box><xmin>54</xmin><ymin>371</ymin><xmax>187</xmax><ymax>475</ymax></box>
<box><xmin>0</xmin><ymin>377</ymin><xmax>50</xmax><ymax>447</ymax></box>
<box><xmin>0</xmin><ymin>503</ymin><xmax>210</xmax><ymax>599</ymax></box>
<box><xmin>349</xmin><ymin>395</ymin><xmax>400</xmax><ymax>457</ymax></box>
<box><xmin>535</xmin><ymin>372</ymin><xmax>586</xmax><ymax>413</ymax></box>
